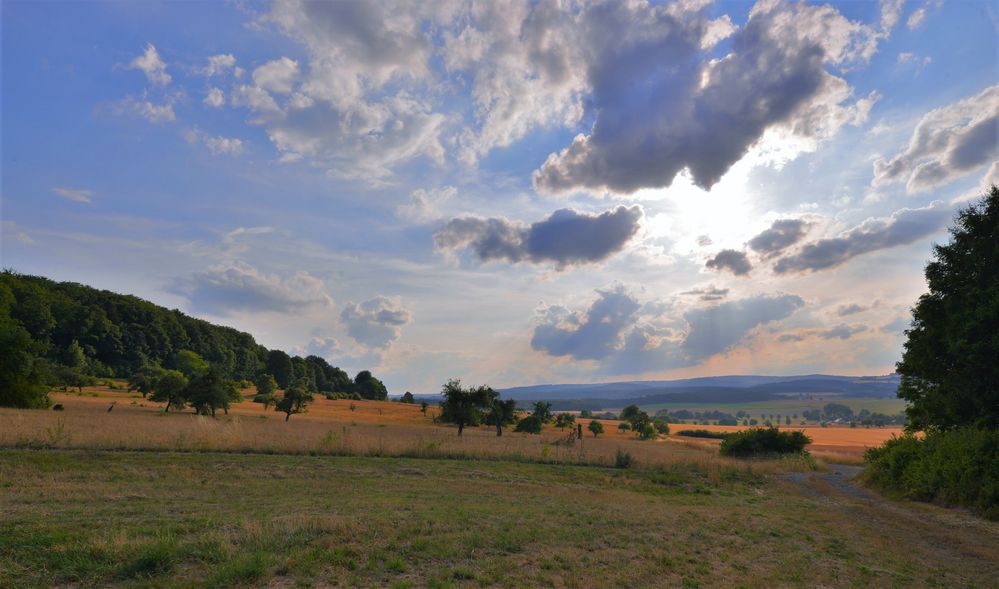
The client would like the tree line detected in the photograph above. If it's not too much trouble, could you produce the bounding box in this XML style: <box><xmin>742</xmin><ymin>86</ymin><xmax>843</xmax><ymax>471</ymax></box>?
<box><xmin>0</xmin><ymin>271</ymin><xmax>386</xmax><ymax>408</ymax></box>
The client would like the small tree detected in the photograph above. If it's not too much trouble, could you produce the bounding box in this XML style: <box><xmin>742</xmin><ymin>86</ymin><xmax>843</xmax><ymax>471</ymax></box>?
<box><xmin>438</xmin><ymin>379</ymin><xmax>493</xmax><ymax>435</ymax></box>
<box><xmin>420</xmin><ymin>401</ymin><xmax>428</xmax><ymax>415</ymax></box>
<box><xmin>554</xmin><ymin>413</ymin><xmax>576</xmax><ymax>431</ymax></box>
<box><xmin>150</xmin><ymin>369</ymin><xmax>187</xmax><ymax>412</ymax></box>
<box><xmin>532</xmin><ymin>401</ymin><xmax>553</xmax><ymax>423</ymax></box>
<box><xmin>618</xmin><ymin>422</ymin><xmax>631</xmax><ymax>432</ymax></box>
<box><xmin>128</xmin><ymin>363</ymin><xmax>164</xmax><ymax>398</ymax></box>
<box><xmin>276</xmin><ymin>383</ymin><xmax>313</xmax><ymax>421</ymax></box>
<box><xmin>254</xmin><ymin>373</ymin><xmax>278</xmax><ymax>396</ymax></box>
<box><xmin>514</xmin><ymin>414</ymin><xmax>543</xmax><ymax>434</ymax></box>
<box><xmin>588</xmin><ymin>420</ymin><xmax>605</xmax><ymax>437</ymax></box>
<box><xmin>401</xmin><ymin>391</ymin><xmax>415</xmax><ymax>404</ymax></box>
<box><xmin>620</xmin><ymin>404</ymin><xmax>641</xmax><ymax>422</ymax></box>
<box><xmin>185</xmin><ymin>367</ymin><xmax>229</xmax><ymax>417</ymax></box>
<box><xmin>487</xmin><ymin>398</ymin><xmax>517</xmax><ymax>436</ymax></box>
<box><xmin>580</xmin><ymin>409</ymin><xmax>593</xmax><ymax>418</ymax></box>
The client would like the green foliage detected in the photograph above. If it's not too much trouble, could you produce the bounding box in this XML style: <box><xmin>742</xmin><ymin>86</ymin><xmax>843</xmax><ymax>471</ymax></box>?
<box><xmin>619</xmin><ymin>404</ymin><xmax>641</xmax><ymax>422</ymax></box>
<box><xmin>437</xmin><ymin>379</ymin><xmax>494</xmax><ymax>435</ymax></box>
<box><xmin>676</xmin><ymin>429</ymin><xmax>730</xmax><ymax>440</ymax></box>
<box><xmin>653</xmin><ymin>419</ymin><xmax>670</xmax><ymax>435</ymax></box>
<box><xmin>579</xmin><ymin>409</ymin><xmax>592</xmax><ymax>418</ymax></box>
<box><xmin>400</xmin><ymin>391</ymin><xmax>415</xmax><ymax>404</ymax></box>
<box><xmin>554</xmin><ymin>413</ymin><xmax>576</xmax><ymax>430</ymax></box>
<box><xmin>897</xmin><ymin>187</ymin><xmax>999</xmax><ymax>431</ymax></box>
<box><xmin>864</xmin><ymin>428</ymin><xmax>999</xmax><ymax>519</ymax></box>
<box><xmin>354</xmin><ymin>370</ymin><xmax>388</xmax><ymax>400</ymax></box>
<box><xmin>719</xmin><ymin>427</ymin><xmax>811</xmax><ymax>457</ymax></box>
<box><xmin>822</xmin><ymin>403</ymin><xmax>853</xmax><ymax>421</ymax></box>
<box><xmin>253</xmin><ymin>393</ymin><xmax>276</xmax><ymax>410</ymax></box>
<box><xmin>276</xmin><ymin>384</ymin><xmax>314</xmax><ymax>421</ymax></box>
<box><xmin>128</xmin><ymin>363</ymin><xmax>165</xmax><ymax>398</ymax></box>
<box><xmin>617</xmin><ymin>422</ymin><xmax>631</xmax><ymax>432</ymax></box>
<box><xmin>587</xmin><ymin>420</ymin><xmax>604</xmax><ymax>437</ymax></box>
<box><xmin>531</xmin><ymin>401</ymin><xmax>553</xmax><ymax>424</ymax></box>
<box><xmin>514</xmin><ymin>414</ymin><xmax>543</xmax><ymax>434</ymax></box>
<box><xmin>253</xmin><ymin>373</ymin><xmax>278</xmax><ymax>396</ymax></box>
<box><xmin>150</xmin><ymin>370</ymin><xmax>188</xmax><ymax>412</ymax></box>
<box><xmin>635</xmin><ymin>421</ymin><xmax>657</xmax><ymax>440</ymax></box>
<box><xmin>172</xmin><ymin>350</ymin><xmax>209</xmax><ymax>379</ymax></box>
<box><xmin>485</xmin><ymin>398</ymin><xmax>517</xmax><ymax>436</ymax></box>
<box><xmin>0</xmin><ymin>313</ymin><xmax>50</xmax><ymax>408</ymax></box>
<box><xmin>184</xmin><ymin>368</ymin><xmax>231</xmax><ymax>417</ymax></box>
<box><xmin>614</xmin><ymin>448</ymin><xmax>634</xmax><ymax>469</ymax></box>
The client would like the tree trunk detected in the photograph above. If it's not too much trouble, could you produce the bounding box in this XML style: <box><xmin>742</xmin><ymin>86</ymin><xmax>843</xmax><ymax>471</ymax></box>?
<box><xmin>496</xmin><ymin>423</ymin><xmax>502</xmax><ymax>437</ymax></box>
<box><xmin>457</xmin><ymin>422</ymin><xmax>464</xmax><ymax>436</ymax></box>
<box><xmin>285</xmin><ymin>411</ymin><xmax>290</xmax><ymax>421</ymax></box>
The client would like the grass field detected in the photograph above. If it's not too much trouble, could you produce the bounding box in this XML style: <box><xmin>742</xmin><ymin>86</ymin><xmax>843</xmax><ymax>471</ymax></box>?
<box><xmin>2</xmin><ymin>450</ymin><xmax>998</xmax><ymax>588</ymax></box>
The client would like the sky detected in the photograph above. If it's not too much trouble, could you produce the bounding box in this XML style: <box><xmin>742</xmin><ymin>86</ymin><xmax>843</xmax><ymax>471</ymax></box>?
<box><xmin>2</xmin><ymin>0</ymin><xmax>997</xmax><ymax>393</ymax></box>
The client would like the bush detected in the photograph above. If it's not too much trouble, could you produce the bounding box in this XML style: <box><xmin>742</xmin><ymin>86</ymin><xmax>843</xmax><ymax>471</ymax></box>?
<box><xmin>676</xmin><ymin>429</ymin><xmax>730</xmax><ymax>440</ymax></box>
<box><xmin>719</xmin><ymin>427</ymin><xmax>811</xmax><ymax>457</ymax></box>
<box><xmin>864</xmin><ymin>427</ymin><xmax>999</xmax><ymax>519</ymax></box>
<box><xmin>51</xmin><ymin>404</ymin><xmax>64</xmax><ymax>411</ymax></box>
<box><xmin>514</xmin><ymin>414</ymin><xmax>543</xmax><ymax>434</ymax></box>
<box><xmin>614</xmin><ymin>448</ymin><xmax>634</xmax><ymax>469</ymax></box>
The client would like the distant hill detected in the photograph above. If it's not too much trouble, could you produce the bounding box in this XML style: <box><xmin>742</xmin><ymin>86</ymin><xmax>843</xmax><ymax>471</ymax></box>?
<box><xmin>493</xmin><ymin>374</ymin><xmax>900</xmax><ymax>410</ymax></box>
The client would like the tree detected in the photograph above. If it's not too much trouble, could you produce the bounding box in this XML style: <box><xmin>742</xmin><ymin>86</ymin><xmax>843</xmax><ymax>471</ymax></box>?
<box><xmin>420</xmin><ymin>401</ymin><xmax>428</xmax><ymax>415</ymax></box>
<box><xmin>897</xmin><ymin>187</ymin><xmax>999</xmax><ymax>431</ymax></box>
<box><xmin>129</xmin><ymin>363</ymin><xmax>165</xmax><ymax>398</ymax></box>
<box><xmin>554</xmin><ymin>413</ymin><xmax>576</xmax><ymax>431</ymax></box>
<box><xmin>173</xmin><ymin>350</ymin><xmax>209</xmax><ymax>379</ymax></box>
<box><xmin>618</xmin><ymin>422</ymin><xmax>631</xmax><ymax>432</ymax></box>
<box><xmin>588</xmin><ymin>420</ymin><xmax>605</xmax><ymax>437</ymax></box>
<box><xmin>438</xmin><ymin>379</ymin><xmax>493</xmax><ymax>435</ymax></box>
<box><xmin>580</xmin><ymin>409</ymin><xmax>593</xmax><ymax>418</ymax></box>
<box><xmin>514</xmin><ymin>414</ymin><xmax>543</xmax><ymax>434</ymax></box>
<box><xmin>401</xmin><ymin>391</ymin><xmax>415</xmax><ymax>404</ymax></box>
<box><xmin>486</xmin><ymin>398</ymin><xmax>517</xmax><ymax>436</ymax></box>
<box><xmin>531</xmin><ymin>401</ymin><xmax>553</xmax><ymax>424</ymax></box>
<box><xmin>354</xmin><ymin>370</ymin><xmax>388</xmax><ymax>400</ymax></box>
<box><xmin>185</xmin><ymin>367</ymin><xmax>230</xmax><ymax>417</ymax></box>
<box><xmin>276</xmin><ymin>383</ymin><xmax>313</xmax><ymax>421</ymax></box>
<box><xmin>620</xmin><ymin>404</ymin><xmax>642</xmax><ymax>422</ymax></box>
<box><xmin>265</xmin><ymin>350</ymin><xmax>294</xmax><ymax>389</ymax></box>
<box><xmin>150</xmin><ymin>369</ymin><xmax>187</xmax><ymax>412</ymax></box>
<box><xmin>254</xmin><ymin>373</ymin><xmax>278</xmax><ymax>396</ymax></box>
<box><xmin>0</xmin><ymin>311</ymin><xmax>50</xmax><ymax>408</ymax></box>
<box><xmin>653</xmin><ymin>419</ymin><xmax>670</xmax><ymax>435</ymax></box>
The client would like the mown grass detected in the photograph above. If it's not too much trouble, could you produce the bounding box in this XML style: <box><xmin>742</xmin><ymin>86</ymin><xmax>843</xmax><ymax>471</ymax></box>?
<box><xmin>2</xmin><ymin>450</ymin><xmax>997</xmax><ymax>588</ymax></box>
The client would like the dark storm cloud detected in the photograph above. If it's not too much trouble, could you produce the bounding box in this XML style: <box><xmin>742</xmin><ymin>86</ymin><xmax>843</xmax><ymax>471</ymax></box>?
<box><xmin>773</xmin><ymin>201</ymin><xmax>952</xmax><ymax>274</ymax></box>
<box><xmin>434</xmin><ymin>206</ymin><xmax>643</xmax><ymax>268</ymax></box>
<box><xmin>748</xmin><ymin>219</ymin><xmax>810</xmax><ymax>257</ymax></box>
<box><xmin>705</xmin><ymin>249</ymin><xmax>753</xmax><ymax>276</ymax></box>
<box><xmin>680</xmin><ymin>294</ymin><xmax>805</xmax><ymax>362</ymax></box>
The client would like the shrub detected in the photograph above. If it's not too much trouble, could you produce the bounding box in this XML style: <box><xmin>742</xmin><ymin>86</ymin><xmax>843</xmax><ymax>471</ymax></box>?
<box><xmin>719</xmin><ymin>427</ymin><xmax>811</xmax><ymax>457</ymax></box>
<box><xmin>51</xmin><ymin>404</ymin><xmax>64</xmax><ymax>411</ymax></box>
<box><xmin>514</xmin><ymin>414</ymin><xmax>543</xmax><ymax>434</ymax></box>
<box><xmin>864</xmin><ymin>427</ymin><xmax>999</xmax><ymax>519</ymax></box>
<box><xmin>676</xmin><ymin>429</ymin><xmax>729</xmax><ymax>440</ymax></box>
<box><xmin>614</xmin><ymin>448</ymin><xmax>634</xmax><ymax>469</ymax></box>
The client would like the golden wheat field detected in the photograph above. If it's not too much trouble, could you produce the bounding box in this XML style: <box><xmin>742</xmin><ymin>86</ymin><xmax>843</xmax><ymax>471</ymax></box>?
<box><xmin>0</xmin><ymin>384</ymin><xmax>902</xmax><ymax>468</ymax></box>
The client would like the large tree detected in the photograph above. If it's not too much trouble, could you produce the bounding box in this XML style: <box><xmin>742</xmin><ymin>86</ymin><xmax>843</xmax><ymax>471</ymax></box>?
<box><xmin>438</xmin><ymin>379</ymin><xmax>493</xmax><ymax>435</ymax></box>
<box><xmin>897</xmin><ymin>187</ymin><xmax>999</xmax><ymax>431</ymax></box>
<box><xmin>486</xmin><ymin>397</ymin><xmax>517</xmax><ymax>437</ymax></box>
<box><xmin>276</xmin><ymin>383</ymin><xmax>313</xmax><ymax>421</ymax></box>
<box><xmin>150</xmin><ymin>369</ymin><xmax>188</xmax><ymax>412</ymax></box>
<box><xmin>0</xmin><ymin>288</ymin><xmax>50</xmax><ymax>408</ymax></box>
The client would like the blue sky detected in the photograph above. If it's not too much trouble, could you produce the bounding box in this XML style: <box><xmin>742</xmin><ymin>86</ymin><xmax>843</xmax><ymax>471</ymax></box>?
<box><xmin>2</xmin><ymin>0</ymin><xmax>997</xmax><ymax>393</ymax></box>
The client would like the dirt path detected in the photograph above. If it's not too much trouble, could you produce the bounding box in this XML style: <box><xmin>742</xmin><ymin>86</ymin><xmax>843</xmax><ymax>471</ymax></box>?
<box><xmin>783</xmin><ymin>464</ymin><xmax>999</xmax><ymax>585</ymax></box>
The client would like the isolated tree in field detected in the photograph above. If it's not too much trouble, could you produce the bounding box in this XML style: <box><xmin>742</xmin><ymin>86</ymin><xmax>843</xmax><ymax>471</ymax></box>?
<box><xmin>150</xmin><ymin>369</ymin><xmax>187</xmax><ymax>412</ymax></box>
<box><xmin>620</xmin><ymin>404</ymin><xmax>641</xmax><ymax>422</ymax></box>
<box><xmin>897</xmin><ymin>187</ymin><xmax>999</xmax><ymax>431</ymax></box>
<box><xmin>532</xmin><ymin>401</ymin><xmax>553</xmax><ymax>424</ymax></box>
<box><xmin>487</xmin><ymin>398</ymin><xmax>517</xmax><ymax>436</ymax></box>
<box><xmin>588</xmin><ymin>420</ymin><xmax>605</xmax><ymax>437</ymax></box>
<box><xmin>276</xmin><ymin>383</ymin><xmax>314</xmax><ymax>421</ymax></box>
<box><xmin>420</xmin><ymin>401</ymin><xmax>428</xmax><ymax>415</ymax></box>
<box><xmin>618</xmin><ymin>422</ymin><xmax>631</xmax><ymax>432</ymax></box>
<box><xmin>514</xmin><ymin>414</ymin><xmax>543</xmax><ymax>434</ymax></box>
<box><xmin>555</xmin><ymin>413</ymin><xmax>576</xmax><ymax>431</ymax></box>
<box><xmin>401</xmin><ymin>391</ymin><xmax>415</xmax><ymax>404</ymax></box>
<box><xmin>354</xmin><ymin>370</ymin><xmax>388</xmax><ymax>401</ymax></box>
<box><xmin>438</xmin><ymin>378</ymin><xmax>493</xmax><ymax>435</ymax></box>
<box><xmin>185</xmin><ymin>367</ymin><xmax>230</xmax><ymax>417</ymax></box>
<box><xmin>128</xmin><ymin>363</ymin><xmax>164</xmax><ymax>398</ymax></box>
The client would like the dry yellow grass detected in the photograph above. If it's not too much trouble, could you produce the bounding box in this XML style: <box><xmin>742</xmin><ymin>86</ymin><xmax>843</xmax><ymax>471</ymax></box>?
<box><xmin>0</xmin><ymin>387</ymin><xmax>807</xmax><ymax>476</ymax></box>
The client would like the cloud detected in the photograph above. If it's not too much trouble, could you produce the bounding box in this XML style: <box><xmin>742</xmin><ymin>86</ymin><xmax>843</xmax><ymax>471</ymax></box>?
<box><xmin>881</xmin><ymin>316</ymin><xmax>911</xmax><ymax>334</ymax></box>
<box><xmin>532</xmin><ymin>289</ymin><xmax>804</xmax><ymax>370</ymax></box>
<box><xmin>396</xmin><ymin>186</ymin><xmax>457</xmax><ymax>222</ymax></box>
<box><xmin>778</xmin><ymin>333</ymin><xmax>806</xmax><ymax>343</ymax></box>
<box><xmin>2</xmin><ymin>221</ymin><xmax>34</xmax><ymax>245</ymax></box>
<box><xmin>531</xmin><ymin>286</ymin><xmax>642</xmax><ymax>361</ymax></box>
<box><xmin>907</xmin><ymin>8</ymin><xmax>926</xmax><ymax>29</ymax></box>
<box><xmin>127</xmin><ymin>43</ymin><xmax>171</xmax><ymax>86</ymax></box>
<box><xmin>874</xmin><ymin>84</ymin><xmax>999</xmax><ymax>192</ymax></box>
<box><xmin>836</xmin><ymin>303</ymin><xmax>866</xmax><ymax>316</ymax></box>
<box><xmin>200</xmin><ymin>53</ymin><xmax>236</xmax><ymax>77</ymax></box>
<box><xmin>705</xmin><ymin>249</ymin><xmax>752</xmax><ymax>276</ymax></box>
<box><xmin>340</xmin><ymin>296</ymin><xmax>412</xmax><ymax>349</ymax></box>
<box><xmin>171</xmin><ymin>262</ymin><xmax>333</xmax><ymax>316</ymax></box>
<box><xmin>204</xmin><ymin>87</ymin><xmax>225</xmax><ymax>108</ymax></box>
<box><xmin>680</xmin><ymin>286</ymin><xmax>729</xmax><ymax>301</ymax></box>
<box><xmin>748</xmin><ymin>219</ymin><xmax>810</xmax><ymax>257</ymax></box>
<box><xmin>52</xmin><ymin>187</ymin><xmax>93</xmax><ymax>203</ymax></box>
<box><xmin>820</xmin><ymin>323</ymin><xmax>867</xmax><ymax>340</ymax></box>
<box><xmin>295</xmin><ymin>336</ymin><xmax>342</xmax><ymax>359</ymax></box>
<box><xmin>118</xmin><ymin>96</ymin><xmax>176</xmax><ymax>123</ymax></box>
<box><xmin>434</xmin><ymin>205</ymin><xmax>643</xmax><ymax>269</ymax></box>
<box><xmin>204</xmin><ymin>136</ymin><xmax>245</xmax><ymax>156</ymax></box>
<box><xmin>773</xmin><ymin>201</ymin><xmax>952</xmax><ymax>274</ymax></box>
<box><xmin>879</xmin><ymin>0</ymin><xmax>905</xmax><ymax>33</ymax></box>
<box><xmin>533</xmin><ymin>0</ymin><xmax>879</xmax><ymax>194</ymax></box>
<box><xmin>252</xmin><ymin>57</ymin><xmax>300</xmax><ymax>94</ymax></box>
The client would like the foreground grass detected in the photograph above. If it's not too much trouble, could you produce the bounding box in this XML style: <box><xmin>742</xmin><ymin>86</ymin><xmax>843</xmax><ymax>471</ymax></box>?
<box><xmin>2</xmin><ymin>450</ymin><xmax>997</xmax><ymax>588</ymax></box>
